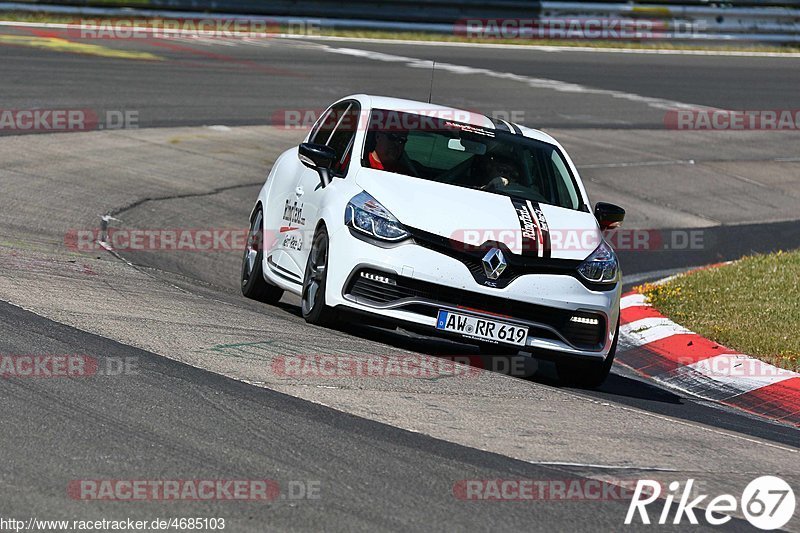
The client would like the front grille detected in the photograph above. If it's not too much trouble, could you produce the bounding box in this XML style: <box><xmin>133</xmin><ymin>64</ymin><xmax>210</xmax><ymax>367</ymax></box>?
<box><xmin>406</xmin><ymin>226</ymin><xmax>615</xmax><ymax>292</ymax></box>
<box><xmin>345</xmin><ymin>269</ymin><xmax>605</xmax><ymax>350</ymax></box>
<box><xmin>408</xmin><ymin>226</ymin><xmax>580</xmax><ymax>289</ymax></box>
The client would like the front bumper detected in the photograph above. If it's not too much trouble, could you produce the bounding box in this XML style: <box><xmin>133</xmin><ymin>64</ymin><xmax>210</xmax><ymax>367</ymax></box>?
<box><xmin>326</xmin><ymin>226</ymin><xmax>621</xmax><ymax>360</ymax></box>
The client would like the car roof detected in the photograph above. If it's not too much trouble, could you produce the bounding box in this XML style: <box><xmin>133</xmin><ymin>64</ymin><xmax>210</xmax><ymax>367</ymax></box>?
<box><xmin>342</xmin><ymin>94</ymin><xmax>559</xmax><ymax>146</ymax></box>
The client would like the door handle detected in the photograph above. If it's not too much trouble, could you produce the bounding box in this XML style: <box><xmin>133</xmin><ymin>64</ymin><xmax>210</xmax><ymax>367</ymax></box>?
<box><xmin>295</xmin><ymin>187</ymin><xmax>304</xmax><ymax>197</ymax></box>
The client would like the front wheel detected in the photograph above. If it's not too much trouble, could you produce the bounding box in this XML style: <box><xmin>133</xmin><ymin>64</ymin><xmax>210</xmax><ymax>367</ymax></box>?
<box><xmin>241</xmin><ymin>207</ymin><xmax>284</xmax><ymax>304</ymax></box>
<box><xmin>556</xmin><ymin>319</ymin><xmax>619</xmax><ymax>388</ymax></box>
<box><xmin>301</xmin><ymin>227</ymin><xmax>338</xmax><ymax>326</ymax></box>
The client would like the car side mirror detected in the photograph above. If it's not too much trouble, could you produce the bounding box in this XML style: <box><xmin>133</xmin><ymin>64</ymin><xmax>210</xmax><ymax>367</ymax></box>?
<box><xmin>299</xmin><ymin>142</ymin><xmax>336</xmax><ymax>187</ymax></box>
<box><xmin>594</xmin><ymin>202</ymin><xmax>625</xmax><ymax>231</ymax></box>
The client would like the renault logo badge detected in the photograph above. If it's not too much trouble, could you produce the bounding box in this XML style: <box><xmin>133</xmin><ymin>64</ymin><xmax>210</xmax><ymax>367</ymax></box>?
<box><xmin>482</xmin><ymin>248</ymin><xmax>507</xmax><ymax>280</ymax></box>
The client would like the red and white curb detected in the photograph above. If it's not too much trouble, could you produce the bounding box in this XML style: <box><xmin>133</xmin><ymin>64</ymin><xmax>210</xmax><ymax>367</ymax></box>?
<box><xmin>617</xmin><ymin>292</ymin><xmax>800</xmax><ymax>427</ymax></box>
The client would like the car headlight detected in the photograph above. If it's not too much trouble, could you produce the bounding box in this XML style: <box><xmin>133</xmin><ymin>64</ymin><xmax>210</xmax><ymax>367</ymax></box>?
<box><xmin>577</xmin><ymin>240</ymin><xmax>618</xmax><ymax>284</ymax></box>
<box><xmin>345</xmin><ymin>191</ymin><xmax>409</xmax><ymax>242</ymax></box>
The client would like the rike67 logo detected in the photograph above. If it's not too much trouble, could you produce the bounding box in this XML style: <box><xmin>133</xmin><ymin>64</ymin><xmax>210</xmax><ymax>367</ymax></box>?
<box><xmin>626</xmin><ymin>476</ymin><xmax>795</xmax><ymax>530</ymax></box>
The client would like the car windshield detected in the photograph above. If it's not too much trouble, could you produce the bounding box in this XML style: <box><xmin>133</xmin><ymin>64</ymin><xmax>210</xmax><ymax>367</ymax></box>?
<box><xmin>361</xmin><ymin>109</ymin><xmax>583</xmax><ymax>210</ymax></box>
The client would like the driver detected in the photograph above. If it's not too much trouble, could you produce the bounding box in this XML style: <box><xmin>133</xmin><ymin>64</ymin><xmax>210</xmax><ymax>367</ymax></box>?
<box><xmin>367</xmin><ymin>130</ymin><xmax>414</xmax><ymax>175</ymax></box>
<box><xmin>481</xmin><ymin>154</ymin><xmax>521</xmax><ymax>191</ymax></box>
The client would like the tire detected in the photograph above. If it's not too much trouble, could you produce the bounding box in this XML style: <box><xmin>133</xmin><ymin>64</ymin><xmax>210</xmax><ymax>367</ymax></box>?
<box><xmin>241</xmin><ymin>207</ymin><xmax>283</xmax><ymax>304</ymax></box>
<box><xmin>301</xmin><ymin>227</ymin><xmax>338</xmax><ymax>326</ymax></box>
<box><xmin>556</xmin><ymin>319</ymin><xmax>619</xmax><ymax>388</ymax></box>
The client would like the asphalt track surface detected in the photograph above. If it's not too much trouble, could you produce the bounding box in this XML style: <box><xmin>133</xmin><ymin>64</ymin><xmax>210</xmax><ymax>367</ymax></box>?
<box><xmin>2</xmin><ymin>26</ymin><xmax>800</xmax><ymax>129</ymax></box>
<box><xmin>1</xmin><ymin>25</ymin><xmax>799</xmax><ymax>531</ymax></box>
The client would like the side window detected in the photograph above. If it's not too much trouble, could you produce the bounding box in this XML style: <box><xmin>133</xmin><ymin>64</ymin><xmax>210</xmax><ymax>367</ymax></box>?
<box><xmin>329</xmin><ymin>105</ymin><xmax>359</xmax><ymax>175</ymax></box>
<box><xmin>549</xmin><ymin>150</ymin><xmax>579</xmax><ymax>210</ymax></box>
<box><xmin>309</xmin><ymin>105</ymin><xmax>340</xmax><ymax>145</ymax></box>
<box><xmin>310</xmin><ymin>101</ymin><xmax>360</xmax><ymax>176</ymax></box>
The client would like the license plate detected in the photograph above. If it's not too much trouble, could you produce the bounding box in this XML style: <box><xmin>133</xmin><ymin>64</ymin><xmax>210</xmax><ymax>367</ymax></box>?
<box><xmin>436</xmin><ymin>310</ymin><xmax>528</xmax><ymax>346</ymax></box>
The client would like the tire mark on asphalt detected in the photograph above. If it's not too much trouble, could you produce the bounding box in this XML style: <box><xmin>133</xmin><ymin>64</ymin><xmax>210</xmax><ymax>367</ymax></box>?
<box><xmin>107</xmin><ymin>180</ymin><xmax>262</xmax><ymax>218</ymax></box>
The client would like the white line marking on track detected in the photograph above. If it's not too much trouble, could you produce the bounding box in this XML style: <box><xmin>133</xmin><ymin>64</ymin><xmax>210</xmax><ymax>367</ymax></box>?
<box><xmin>299</xmin><ymin>34</ymin><xmax>800</xmax><ymax>58</ymax></box>
<box><xmin>580</xmin><ymin>159</ymin><xmax>695</xmax><ymax>169</ymax></box>
<box><xmin>529</xmin><ymin>461</ymin><xmax>679</xmax><ymax>471</ymax></box>
<box><xmin>319</xmin><ymin>45</ymin><xmax>717</xmax><ymax>112</ymax></box>
<box><xmin>571</xmin><ymin>375</ymin><xmax>800</xmax><ymax>452</ymax></box>
<box><xmin>650</xmin><ymin>273</ymin><xmax>682</xmax><ymax>286</ymax></box>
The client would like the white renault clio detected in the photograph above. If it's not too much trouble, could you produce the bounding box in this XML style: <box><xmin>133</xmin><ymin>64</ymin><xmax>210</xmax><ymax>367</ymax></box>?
<box><xmin>242</xmin><ymin>95</ymin><xmax>625</xmax><ymax>386</ymax></box>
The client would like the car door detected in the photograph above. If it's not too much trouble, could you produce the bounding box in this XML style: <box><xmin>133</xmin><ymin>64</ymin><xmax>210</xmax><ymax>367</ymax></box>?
<box><xmin>264</xmin><ymin>106</ymin><xmax>334</xmax><ymax>281</ymax></box>
<box><xmin>283</xmin><ymin>100</ymin><xmax>360</xmax><ymax>277</ymax></box>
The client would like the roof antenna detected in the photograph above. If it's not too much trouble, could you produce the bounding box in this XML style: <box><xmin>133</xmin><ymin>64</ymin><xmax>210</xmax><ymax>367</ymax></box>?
<box><xmin>427</xmin><ymin>60</ymin><xmax>436</xmax><ymax>104</ymax></box>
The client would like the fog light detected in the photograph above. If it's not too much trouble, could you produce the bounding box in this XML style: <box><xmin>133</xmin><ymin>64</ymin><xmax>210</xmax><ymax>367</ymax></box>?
<box><xmin>361</xmin><ymin>271</ymin><xmax>396</xmax><ymax>286</ymax></box>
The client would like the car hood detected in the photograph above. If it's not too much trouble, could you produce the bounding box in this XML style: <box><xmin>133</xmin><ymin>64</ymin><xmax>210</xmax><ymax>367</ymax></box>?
<box><xmin>355</xmin><ymin>169</ymin><xmax>601</xmax><ymax>261</ymax></box>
